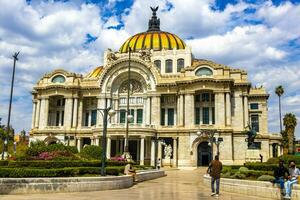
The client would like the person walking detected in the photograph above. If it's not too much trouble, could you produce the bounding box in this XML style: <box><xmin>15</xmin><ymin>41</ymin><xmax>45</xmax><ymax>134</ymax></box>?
<box><xmin>208</xmin><ymin>155</ymin><xmax>223</xmax><ymax>197</ymax></box>
<box><xmin>284</xmin><ymin>161</ymin><xmax>300</xmax><ymax>199</ymax></box>
<box><xmin>157</xmin><ymin>158</ymin><xmax>161</xmax><ymax>170</ymax></box>
<box><xmin>273</xmin><ymin>159</ymin><xmax>289</xmax><ymax>195</ymax></box>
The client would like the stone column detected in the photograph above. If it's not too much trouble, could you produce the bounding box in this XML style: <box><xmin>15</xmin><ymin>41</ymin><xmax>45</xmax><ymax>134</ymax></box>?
<box><xmin>64</xmin><ymin>97</ymin><xmax>73</xmax><ymax>129</ymax></box>
<box><xmin>140</xmin><ymin>136</ymin><xmax>145</xmax><ymax>165</ymax></box>
<box><xmin>114</xmin><ymin>98</ymin><xmax>119</xmax><ymax>124</ymax></box>
<box><xmin>95</xmin><ymin>137</ymin><xmax>99</xmax><ymax>146</ymax></box>
<box><xmin>72</xmin><ymin>98</ymin><xmax>78</xmax><ymax>128</ymax></box>
<box><xmin>44</xmin><ymin>98</ymin><xmax>49</xmax><ymax>127</ymax></box>
<box><xmin>111</xmin><ymin>99</ymin><xmax>117</xmax><ymax>124</ymax></box>
<box><xmin>278</xmin><ymin>145</ymin><xmax>281</xmax><ymax>156</ymax></box>
<box><xmin>31</xmin><ymin>101</ymin><xmax>37</xmax><ymax>129</ymax></box>
<box><xmin>78</xmin><ymin>98</ymin><xmax>83</xmax><ymax>129</ymax></box>
<box><xmin>179</xmin><ymin>95</ymin><xmax>184</xmax><ymax>126</ymax></box>
<box><xmin>143</xmin><ymin>97</ymin><xmax>147</xmax><ymax>125</ymax></box>
<box><xmin>39</xmin><ymin>97</ymin><xmax>49</xmax><ymax>129</ymax></box>
<box><xmin>151</xmin><ymin>96</ymin><xmax>161</xmax><ymax>127</ymax></box>
<box><xmin>244</xmin><ymin>96</ymin><xmax>249</xmax><ymax>127</ymax></box>
<box><xmin>106</xmin><ymin>136</ymin><xmax>111</xmax><ymax>159</ymax></box>
<box><xmin>226</xmin><ymin>92</ymin><xmax>232</xmax><ymax>126</ymax></box>
<box><xmin>215</xmin><ymin>92</ymin><xmax>225</xmax><ymax>128</ymax></box>
<box><xmin>77</xmin><ymin>138</ymin><xmax>82</xmax><ymax>152</ymax></box>
<box><xmin>172</xmin><ymin>137</ymin><xmax>177</xmax><ymax>167</ymax></box>
<box><xmin>146</xmin><ymin>97</ymin><xmax>151</xmax><ymax>125</ymax></box>
<box><xmin>209</xmin><ymin>107</ymin><xmax>213</xmax><ymax>125</ymax></box>
<box><xmin>151</xmin><ymin>140</ymin><xmax>155</xmax><ymax>166</ymax></box>
<box><xmin>184</xmin><ymin>93</ymin><xmax>194</xmax><ymax>127</ymax></box>
<box><xmin>97</xmin><ymin>97</ymin><xmax>105</xmax><ymax>127</ymax></box>
<box><xmin>88</xmin><ymin>110</ymin><xmax>92</xmax><ymax>127</ymax></box>
<box><xmin>35</xmin><ymin>99</ymin><xmax>41</xmax><ymax>128</ymax></box>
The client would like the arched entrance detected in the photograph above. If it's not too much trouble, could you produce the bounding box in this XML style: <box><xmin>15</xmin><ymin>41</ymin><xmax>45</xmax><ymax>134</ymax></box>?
<box><xmin>197</xmin><ymin>141</ymin><xmax>212</xmax><ymax>166</ymax></box>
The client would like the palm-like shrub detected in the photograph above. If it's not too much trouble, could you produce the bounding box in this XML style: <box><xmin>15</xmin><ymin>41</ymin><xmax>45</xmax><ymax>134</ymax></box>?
<box><xmin>80</xmin><ymin>145</ymin><xmax>102</xmax><ymax>160</ymax></box>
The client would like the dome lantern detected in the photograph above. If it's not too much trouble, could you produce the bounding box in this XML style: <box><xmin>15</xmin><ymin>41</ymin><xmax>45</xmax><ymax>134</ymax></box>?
<box><xmin>148</xmin><ymin>6</ymin><xmax>160</xmax><ymax>32</ymax></box>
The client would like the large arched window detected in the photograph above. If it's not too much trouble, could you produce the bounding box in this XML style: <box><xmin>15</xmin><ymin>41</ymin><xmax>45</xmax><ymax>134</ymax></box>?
<box><xmin>154</xmin><ymin>60</ymin><xmax>161</xmax><ymax>72</ymax></box>
<box><xmin>52</xmin><ymin>75</ymin><xmax>65</xmax><ymax>83</ymax></box>
<box><xmin>177</xmin><ymin>59</ymin><xmax>184</xmax><ymax>72</ymax></box>
<box><xmin>195</xmin><ymin>67</ymin><xmax>213</xmax><ymax>76</ymax></box>
<box><xmin>165</xmin><ymin>59</ymin><xmax>173</xmax><ymax>73</ymax></box>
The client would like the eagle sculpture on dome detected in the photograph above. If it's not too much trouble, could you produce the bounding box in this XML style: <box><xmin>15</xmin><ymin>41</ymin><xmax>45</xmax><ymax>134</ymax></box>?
<box><xmin>150</xmin><ymin>6</ymin><xmax>159</xmax><ymax>15</ymax></box>
<box><xmin>148</xmin><ymin>6</ymin><xmax>160</xmax><ymax>31</ymax></box>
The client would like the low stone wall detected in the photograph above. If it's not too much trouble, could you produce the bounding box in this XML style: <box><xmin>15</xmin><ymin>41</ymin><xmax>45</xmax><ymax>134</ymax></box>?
<box><xmin>136</xmin><ymin>170</ymin><xmax>166</xmax><ymax>182</ymax></box>
<box><xmin>0</xmin><ymin>170</ymin><xmax>165</xmax><ymax>195</ymax></box>
<box><xmin>203</xmin><ymin>175</ymin><xmax>300</xmax><ymax>199</ymax></box>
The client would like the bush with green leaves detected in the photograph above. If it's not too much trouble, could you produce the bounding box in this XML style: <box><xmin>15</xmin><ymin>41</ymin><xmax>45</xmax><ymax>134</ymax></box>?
<box><xmin>279</xmin><ymin>155</ymin><xmax>300</xmax><ymax>165</ymax></box>
<box><xmin>266</xmin><ymin>157</ymin><xmax>279</xmax><ymax>164</ymax></box>
<box><xmin>239</xmin><ymin>167</ymin><xmax>249</xmax><ymax>173</ymax></box>
<box><xmin>257</xmin><ymin>175</ymin><xmax>275</xmax><ymax>182</ymax></box>
<box><xmin>230</xmin><ymin>172</ymin><xmax>246</xmax><ymax>179</ymax></box>
<box><xmin>80</xmin><ymin>145</ymin><xmax>103</xmax><ymax>160</ymax></box>
<box><xmin>26</xmin><ymin>141</ymin><xmax>78</xmax><ymax>157</ymax></box>
<box><xmin>244</xmin><ymin>163</ymin><xmax>278</xmax><ymax>171</ymax></box>
<box><xmin>0</xmin><ymin>166</ymin><xmax>125</xmax><ymax>177</ymax></box>
<box><xmin>221</xmin><ymin>172</ymin><xmax>232</xmax><ymax>178</ymax></box>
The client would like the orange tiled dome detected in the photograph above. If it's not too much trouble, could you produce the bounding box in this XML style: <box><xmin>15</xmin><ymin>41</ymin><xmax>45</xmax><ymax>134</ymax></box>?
<box><xmin>119</xmin><ymin>31</ymin><xmax>186</xmax><ymax>53</ymax></box>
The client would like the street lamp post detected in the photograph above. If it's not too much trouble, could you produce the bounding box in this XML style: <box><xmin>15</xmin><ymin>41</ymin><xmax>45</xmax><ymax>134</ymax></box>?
<box><xmin>2</xmin><ymin>52</ymin><xmax>19</xmax><ymax>160</ymax></box>
<box><xmin>197</xmin><ymin>129</ymin><xmax>223</xmax><ymax>158</ymax></box>
<box><xmin>124</xmin><ymin>47</ymin><xmax>132</xmax><ymax>159</ymax></box>
<box><xmin>97</xmin><ymin>98</ymin><xmax>116</xmax><ymax>176</ymax></box>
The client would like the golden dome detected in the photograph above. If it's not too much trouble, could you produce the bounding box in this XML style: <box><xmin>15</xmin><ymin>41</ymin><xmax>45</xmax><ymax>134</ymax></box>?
<box><xmin>119</xmin><ymin>6</ymin><xmax>186</xmax><ymax>53</ymax></box>
<box><xmin>86</xmin><ymin>66</ymin><xmax>103</xmax><ymax>78</ymax></box>
<box><xmin>119</xmin><ymin>31</ymin><xmax>186</xmax><ymax>53</ymax></box>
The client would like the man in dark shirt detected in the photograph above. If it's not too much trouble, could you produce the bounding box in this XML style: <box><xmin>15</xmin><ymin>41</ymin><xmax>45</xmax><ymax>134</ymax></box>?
<box><xmin>274</xmin><ymin>159</ymin><xmax>289</xmax><ymax>194</ymax></box>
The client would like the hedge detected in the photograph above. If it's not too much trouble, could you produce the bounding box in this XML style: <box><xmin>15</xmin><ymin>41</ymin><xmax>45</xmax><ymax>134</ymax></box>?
<box><xmin>80</xmin><ymin>145</ymin><xmax>102</xmax><ymax>160</ymax></box>
<box><xmin>27</xmin><ymin>142</ymin><xmax>78</xmax><ymax>156</ymax></box>
<box><xmin>0</xmin><ymin>160</ymin><xmax>132</xmax><ymax>168</ymax></box>
<box><xmin>278</xmin><ymin>155</ymin><xmax>300</xmax><ymax>165</ymax></box>
<box><xmin>244</xmin><ymin>163</ymin><xmax>278</xmax><ymax>171</ymax></box>
<box><xmin>0</xmin><ymin>166</ymin><xmax>125</xmax><ymax>178</ymax></box>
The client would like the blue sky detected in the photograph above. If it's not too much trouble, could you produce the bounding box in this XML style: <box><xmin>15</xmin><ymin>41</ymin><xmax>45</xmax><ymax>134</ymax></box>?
<box><xmin>0</xmin><ymin>0</ymin><xmax>299</xmax><ymax>138</ymax></box>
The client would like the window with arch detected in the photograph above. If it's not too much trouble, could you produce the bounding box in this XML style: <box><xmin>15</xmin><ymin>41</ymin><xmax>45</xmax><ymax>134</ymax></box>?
<box><xmin>177</xmin><ymin>58</ymin><xmax>184</xmax><ymax>72</ymax></box>
<box><xmin>195</xmin><ymin>67</ymin><xmax>213</xmax><ymax>76</ymax></box>
<box><xmin>165</xmin><ymin>59</ymin><xmax>173</xmax><ymax>73</ymax></box>
<box><xmin>52</xmin><ymin>75</ymin><xmax>66</xmax><ymax>83</ymax></box>
<box><xmin>154</xmin><ymin>60</ymin><xmax>161</xmax><ymax>72</ymax></box>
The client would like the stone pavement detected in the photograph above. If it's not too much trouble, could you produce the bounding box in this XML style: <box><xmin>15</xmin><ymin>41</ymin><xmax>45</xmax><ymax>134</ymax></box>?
<box><xmin>0</xmin><ymin>168</ymin><xmax>272</xmax><ymax>200</ymax></box>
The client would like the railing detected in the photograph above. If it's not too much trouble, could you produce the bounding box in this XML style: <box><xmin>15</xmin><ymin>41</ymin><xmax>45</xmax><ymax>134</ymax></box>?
<box><xmin>45</xmin><ymin>126</ymin><xmax>65</xmax><ymax>130</ymax></box>
<box><xmin>108</xmin><ymin>123</ymin><xmax>155</xmax><ymax>129</ymax></box>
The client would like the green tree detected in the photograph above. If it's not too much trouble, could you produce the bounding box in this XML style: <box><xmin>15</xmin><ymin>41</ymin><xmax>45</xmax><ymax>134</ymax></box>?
<box><xmin>275</xmin><ymin>85</ymin><xmax>284</xmax><ymax>133</ymax></box>
<box><xmin>283</xmin><ymin>113</ymin><xmax>297</xmax><ymax>154</ymax></box>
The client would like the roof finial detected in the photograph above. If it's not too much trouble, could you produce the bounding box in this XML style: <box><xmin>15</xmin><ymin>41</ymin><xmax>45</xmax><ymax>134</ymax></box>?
<box><xmin>148</xmin><ymin>6</ymin><xmax>160</xmax><ymax>32</ymax></box>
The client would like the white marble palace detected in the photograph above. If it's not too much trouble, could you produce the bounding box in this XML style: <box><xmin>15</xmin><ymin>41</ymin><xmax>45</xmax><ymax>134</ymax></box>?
<box><xmin>30</xmin><ymin>8</ymin><xmax>282</xmax><ymax>167</ymax></box>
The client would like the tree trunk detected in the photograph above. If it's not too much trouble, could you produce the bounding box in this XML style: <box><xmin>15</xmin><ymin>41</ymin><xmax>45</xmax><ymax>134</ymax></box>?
<box><xmin>287</xmin><ymin>128</ymin><xmax>295</xmax><ymax>154</ymax></box>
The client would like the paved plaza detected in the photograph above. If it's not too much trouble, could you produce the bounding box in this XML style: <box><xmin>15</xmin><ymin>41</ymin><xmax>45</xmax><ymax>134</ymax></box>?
<box><xmin>0</xmin><ymin>168</ymin><xmax>272</xmax><ymax>200</ymax></box>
